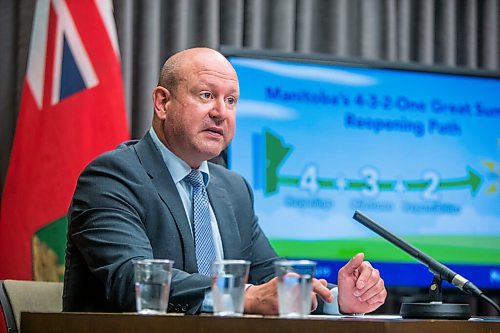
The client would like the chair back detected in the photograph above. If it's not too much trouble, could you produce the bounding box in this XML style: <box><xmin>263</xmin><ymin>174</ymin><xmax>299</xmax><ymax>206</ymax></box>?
<box><xmin>0</xmin><ymin>280</ymin><xmax>63</xmax><ymax>333</ymax></box>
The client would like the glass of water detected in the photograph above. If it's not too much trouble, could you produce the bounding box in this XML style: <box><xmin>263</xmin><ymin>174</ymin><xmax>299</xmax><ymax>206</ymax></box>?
<box><xmin>211</xmin><ymin>260</ymin><xmax>250</xmax><ymax>316</ymax></box>
<box><xmin>134</xmin><ymin>259</ymin><xmax>174</xmax><ymax>314</ymax></box>
<box><xmin>275</xmin><ymin>260</ymin><xmax>316</xmax><ymax>318</ymax></box>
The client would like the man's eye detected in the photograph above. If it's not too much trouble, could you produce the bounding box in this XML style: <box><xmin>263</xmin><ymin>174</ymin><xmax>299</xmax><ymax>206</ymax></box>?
<box><xmin>201</xmin><ymin>92</ymin><xmax>213</xmax><ymax>99</ymax></box>
<box><xmin>227</xmin><ymin>97</ymin><xmax>236</xmax><ymax>105</ymax></box>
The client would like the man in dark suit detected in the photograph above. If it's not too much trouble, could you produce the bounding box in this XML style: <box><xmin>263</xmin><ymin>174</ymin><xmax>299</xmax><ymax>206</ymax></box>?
<box><xmin>63</xmin><ymin>47</ymin><xmax>386</xmax><ymax>315</ymax></box>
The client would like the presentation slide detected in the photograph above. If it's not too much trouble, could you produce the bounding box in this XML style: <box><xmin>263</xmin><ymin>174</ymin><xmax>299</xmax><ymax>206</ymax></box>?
<box><xmin>228</xmin><ymin>56</ymin><xmax>500</xmax><ymax>288</ymax></box>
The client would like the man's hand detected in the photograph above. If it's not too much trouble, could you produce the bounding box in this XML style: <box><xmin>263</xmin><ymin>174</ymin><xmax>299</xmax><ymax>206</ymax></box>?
<box><xmin>244</xmin><ymin>276</ymin><xmax>333</xmax><ymax>315</ymax></box>
<box><xmin>337</xmin><ymin>253</ymin><xmax>387</xmax><ymax>314</ymax></box>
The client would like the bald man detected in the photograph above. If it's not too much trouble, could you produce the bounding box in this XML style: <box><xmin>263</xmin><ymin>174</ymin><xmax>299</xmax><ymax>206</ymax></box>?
<box><xmin>63</xmin><ymin>48</ymin><xmax>386</xmax><ymax>314</ymax></box>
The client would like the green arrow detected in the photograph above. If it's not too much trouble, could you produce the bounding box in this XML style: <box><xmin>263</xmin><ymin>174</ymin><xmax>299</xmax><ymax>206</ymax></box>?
<box><xmin>345</xmin><ymin>180</ymin><xmax>396</xmax><ymax>191</ymax></box>
<box><xmin>318</xmin><ymin>178</ymin><xmax>337</xmax><ymax>189</ymax></box>
<box><xmin>277</xmin><ymin>176</ymin><xmax>337</xmax><ymax>193</ymax></box>
<box><xmin>378</xmin><ymin>181</ymin><xmax>397</xmax><ymax>191</ymax></box>
<box><xmin>278</xmin><ymin>175</ymin><xmax>299</xmax><ymax>186</ymax></box>
<box><xmin>262</xmin><ymin>130</ymin><xmax>483</xmax><ymax>197</ymax></box>
<box><xmin>404</xmin><ymin>180</ymin><xmax>431</xmax><ymax>191</ymax></box>
<box><xmin>275</xmin><ymin>169</ymin><xmax>483</xmax><ymax>195</ymax></box>
<box><xmin>403</xmin><ymin>167</ymin><xmax>482</xmax><ymax>195</ymax></box>
<box><xmin>347</xmin><ymin>180</ymin><xmax>368</xmax><ymax>190</ymax></box>
<box><xmin>438</xmin><ymin>167</ymin><xmax>483</xmax><ymax>196</ymax></box>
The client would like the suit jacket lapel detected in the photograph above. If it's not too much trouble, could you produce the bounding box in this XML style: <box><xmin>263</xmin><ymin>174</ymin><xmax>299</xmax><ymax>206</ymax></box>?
<box><xmin>133</xmin><ymin>133</ymin><xmax>197</xmax><ymax>272</ymax></box>
<box><xmin>207</xmin><ymin>168</ymin><xmax>242</xmax><ymax>260</ymax></box>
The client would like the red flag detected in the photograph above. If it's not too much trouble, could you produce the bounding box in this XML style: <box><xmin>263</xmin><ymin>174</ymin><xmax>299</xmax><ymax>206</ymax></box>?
<box><xmin>0</xmin><ymin>0</ymin><xmax>129</xmax><ymax>281</ymax></box>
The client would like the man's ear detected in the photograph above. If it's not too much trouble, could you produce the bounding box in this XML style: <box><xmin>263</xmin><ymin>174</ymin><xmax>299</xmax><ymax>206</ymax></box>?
<box><xmin>152</xmin><ymin>86</ymin><xmax>170</xmax><ymax>120</ymax></box>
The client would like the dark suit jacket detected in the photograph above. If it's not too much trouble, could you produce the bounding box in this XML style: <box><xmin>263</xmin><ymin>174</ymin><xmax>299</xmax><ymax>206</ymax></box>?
<box><xmin>63</xmin><ymin>132</ymin><xmax>279</xmax><ymax>313</ymax></box>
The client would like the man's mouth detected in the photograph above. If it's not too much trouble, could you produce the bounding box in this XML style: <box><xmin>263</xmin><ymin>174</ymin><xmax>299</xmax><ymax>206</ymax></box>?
<box><xmin>205</xmin><ymin>127</ymin><xmax>223</xmax><ymax>136</ymax></box>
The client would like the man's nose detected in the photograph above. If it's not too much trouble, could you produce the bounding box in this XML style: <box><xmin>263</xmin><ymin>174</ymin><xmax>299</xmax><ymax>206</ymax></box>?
<box><xmin>210</xmin><ymin>98</ymin><xmax>228</xmax><ymax>119</ymax></box>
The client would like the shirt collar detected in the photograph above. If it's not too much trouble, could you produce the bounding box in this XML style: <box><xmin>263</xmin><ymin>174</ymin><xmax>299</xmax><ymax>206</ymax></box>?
<box><xmin>149</xmin><ymin>127</ymin><xmax>210</xmax><ymax>186</ymax></box>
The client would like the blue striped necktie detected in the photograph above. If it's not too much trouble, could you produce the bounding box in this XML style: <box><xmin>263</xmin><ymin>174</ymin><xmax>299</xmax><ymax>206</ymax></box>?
<box><xmin>184</xmin><ymin>169</ymin><xmax>216</xmax><ymax>276</ymax></box>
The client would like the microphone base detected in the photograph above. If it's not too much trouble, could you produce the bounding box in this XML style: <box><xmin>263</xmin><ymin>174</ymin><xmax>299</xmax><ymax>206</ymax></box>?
<box><xmin>400</xmin><ymin>302</ymin><xmax>471</xmax><ymax>320</ymax></box>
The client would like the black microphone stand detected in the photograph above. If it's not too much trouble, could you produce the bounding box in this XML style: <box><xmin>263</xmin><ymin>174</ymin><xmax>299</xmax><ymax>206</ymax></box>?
<box><xmin>352</xmin><ymin>210</ymin><xmax>500</xmax><ymax>319</ymax></box>
<box><xmin>399</xmin><ymin>272</ymin><xmax>471</xmax><ymax>319</ymax></box>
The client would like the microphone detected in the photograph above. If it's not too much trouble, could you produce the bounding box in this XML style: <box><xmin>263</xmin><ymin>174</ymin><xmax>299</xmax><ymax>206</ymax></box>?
<box><xmin>352</xmin><ymin>210</ymin><xmax>500</xmax><ymax>319</ymax></box>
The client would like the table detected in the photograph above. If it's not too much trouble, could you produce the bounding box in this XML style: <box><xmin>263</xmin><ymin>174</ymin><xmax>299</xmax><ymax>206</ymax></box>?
<box><xmin>20</xmin><ymin>312</ymin><xmax>500</xmax><ymax>333</ymax></box>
